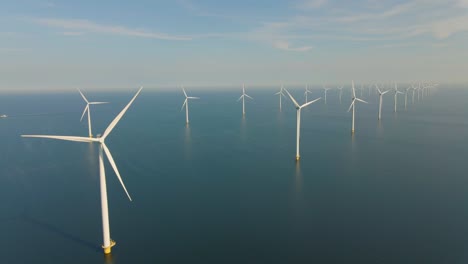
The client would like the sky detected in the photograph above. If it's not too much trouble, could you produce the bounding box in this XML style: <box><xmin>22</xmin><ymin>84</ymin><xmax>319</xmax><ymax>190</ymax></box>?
<box><xmin>0</xmin><ymin>0</ymin><xmax>468</xmax><ymax>91</ymax></box>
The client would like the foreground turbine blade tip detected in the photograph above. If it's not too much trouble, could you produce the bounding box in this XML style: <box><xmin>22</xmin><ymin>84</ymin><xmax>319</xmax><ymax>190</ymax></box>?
<box><xmin>102</xmin><ymin>87</ymin><xmax>143</xmax><ymax>139</ymax></box>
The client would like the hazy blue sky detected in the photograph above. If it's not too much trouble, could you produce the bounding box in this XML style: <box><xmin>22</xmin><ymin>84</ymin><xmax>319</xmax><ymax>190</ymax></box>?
<box><xmin>1</xmin><ymin>0</ymin><xmax>467</xmax><ymax>91</ymax></box>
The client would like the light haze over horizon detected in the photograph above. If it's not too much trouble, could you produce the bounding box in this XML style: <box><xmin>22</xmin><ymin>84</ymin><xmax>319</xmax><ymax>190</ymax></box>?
<box><xmin>1</xmin><ymin>0</ymin><xmax>468</xmax><ymax>92</ymax></box>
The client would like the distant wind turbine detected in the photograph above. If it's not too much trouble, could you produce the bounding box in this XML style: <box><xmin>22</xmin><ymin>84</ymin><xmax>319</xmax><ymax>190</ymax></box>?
<box><xmin>304</xmin><ymin>84</ymin><xmax>312</xmax><ymax>103</ymax></box>
<box><xmin>181</xmin><ymin>87</ymin><xmax>200</xmax><ymax>124</ymax></box>
<box><xmin>238</xmin><ymin>84</ymin><xmax>253</xmax><ymax>116</ymax></box>
<box><xmin>275</xmin><ymin>84</ymin><xmax>286</xmax><ymax>111</ymax></box>
<box><xmin>337</xmin><ymin>85</ymin><xmax>344</xmax><ymax>104</ymax></box>
<box><xmin>393</xmin><ymin>83</ymin><xmax>404</xmax><ymax>113</ymax></box>
<box><xmin>377</xmin><ymin>86</ymin><xmax>390</xmax><ymax>120</ymax></box>
<box><xmin>22</xmin><ymin>87</ymin><xmax>143</xmax><ymax>254</ymax></box>
<box><xmin>322</xmin><ymin>85</ymin><xmax>330</xmax><ymax>104</ymax></box>
<box><xmin>404</xmin><ymin>86</ymin><xmax>411</xmax><ymax>110</ymax></box>
<box><xmin>348</xmin><ymin>80</ymin><xmax>368</xmax><ymax>134</ymax></box>
<box><xmin>78</xmin><ymin>89</ymin><xmax>109</xmax><ymax>138</ymax></box>
<box><xmin>284</xmin><ymin>89</ymin><xmax>321</xmax><ymax>161</ymax></box>
<box><xmin>411</xmin><ymin>84</ymin><xmax>416</xmax><ymax>104</ymax></box>
<box><xmin>417</xmin><ymin>82</ymin><xmax>421</xmax><ymax>101</ymax></box>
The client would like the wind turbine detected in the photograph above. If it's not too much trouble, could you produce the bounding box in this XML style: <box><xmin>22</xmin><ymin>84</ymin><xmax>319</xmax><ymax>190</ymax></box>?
<box><xmin>78</xmin><ymin>89</ymin><xmax>109</xmax><ymax>138</ymax></box>
<box><xmin>275</xmin><ymin>84</ymin><xmax>286</xmax><ymax>111</ymax></box>
<box><xmin>181</xmin><ymin>86</ymin><xmax>200</xmax><ymax>124</ymax></box>
<box><xmin>22</xmin><ymin>87</ymin><xmax>143</xmax><ymax>254</ymax></box>
<box><xmin>393</xmin><ymin>83</ymin><xmax>404</xmax><ymax>113</ymax></box>
<box><xmin>238</xmin><ymin>84</ymin><xmax>253</xmax><ymax>116</ymax></box>
<box><xmin>304</xmin><ymin>84</ymin><xmax>312</xmax><ymax>103</ymax></box>
<box><xmin>348</xmin><ymin>80</ymin><xmax>368</xmax><ymax>134</ymax></box>
<box><xmin>404</xmin><ymin>86</ymin><xmax>411</xmax><ymax>110</ymax></box>
<box><xmin>337</xmin><ymin>85</ymin><xmax>344</xmax><ymax>104</ymax></box>
<box><xmin>322</xmin><ymin>85</ymin><xmax>330</xmax><ymax>104</ymax></box>
<box><xmin>284</xmin><ymin>89</ymin><xmax>321</xmax><ymax>161</ymax></box>
<box><xmin>417</xmin><ymin>82</ymin><xmax>421</xmax><ymax>101</ymax></box>
<box><xmin>377</xmin><ymin>86</ymin><xmax>390</xmax><ymax>120</ymax></box>
<box><xmin>411</xmin><ymin>84</ymin><xmax>417</xmax><ymax>104</ymax></box>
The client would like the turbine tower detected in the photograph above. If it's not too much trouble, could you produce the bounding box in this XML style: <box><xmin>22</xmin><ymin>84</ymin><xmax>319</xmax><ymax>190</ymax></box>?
<box><xmin>348</xmin><ymin>80</ymin><xmax>368</xmax><ymax>134</ymax></box>
<box><xmin>284</xmin><ymin>89</ymin><xmax>321</xmax><ymax>161</ymax></box>
<box><xmin>304</xmin><ymin>84</ymin><xmax>312</xmax><ymax>103</ymax></box>
<box><xmin>322</xmin><ymin>85</ymin><xmax>330</xmax><ymax>104</ymax></box>
<box><xmin>78</xmin><ymin>89</ymin><xmax>109</xmax><ymax>138</ymax></box>
<box><xmin>181</xmin><ymin>87</ymin><xmax>200</xmax><ymax>124</ymax></box>
<box><xmin>275</xmin><ymin>84</ymin><xmax>286</xmax><ymax>111</ymax></box>
<box><xmin>238</xmin><ymin>84</ymin><xmax>253</xmax><ymax>116</ymax></box>
<box><xmin>393</xmin><ymin>83</ymin><xmax>404</xmax><ymax>113</ymax></box>
<box><xmin>404</xmin><ymin>86</ymin><xmax>411</xmax><ymax>110</ymax></box>
<box><xmin>22</xmin><ymin>87</ymin><xmax>143</xmax><ymax>255</ymax></box>
<box><xmin>411</xmin><ymin>84</ymin><xmax>416</xmax><ymax>104</ymax></box>
<box><xmin>377</xmin><ymin>86</ymin><xmax>389</xmax><ymax>120</ymax></box>
<box><xmin>337</xmin><ymin>85</ymin><xmax>343</xmax><ymax>104</ymax></box>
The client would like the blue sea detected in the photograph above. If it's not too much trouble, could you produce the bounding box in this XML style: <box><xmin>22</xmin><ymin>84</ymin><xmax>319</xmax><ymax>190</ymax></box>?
<box><xmin>0</xmin><ymin>85</ymin><xmax>467</xmax><ymax>263</ymax></box>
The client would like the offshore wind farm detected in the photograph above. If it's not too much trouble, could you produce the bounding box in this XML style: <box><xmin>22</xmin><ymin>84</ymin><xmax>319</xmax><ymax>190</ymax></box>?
<box><xmin>1</xmin><ymin>0</ymin><xmax>468</xmax><ymax>263</ymax></box>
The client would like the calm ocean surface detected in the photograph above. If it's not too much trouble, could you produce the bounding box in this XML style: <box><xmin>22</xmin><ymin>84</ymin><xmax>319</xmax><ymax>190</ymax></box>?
<box><xmin>0</xmin><ymin>85</ymin><xmax>467</xmax><ymax>263</ymax></box>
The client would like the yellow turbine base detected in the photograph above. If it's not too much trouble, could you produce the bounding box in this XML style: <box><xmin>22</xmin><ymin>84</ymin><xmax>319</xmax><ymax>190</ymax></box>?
<box><xmin>351</xmin><ymin>130</ymin><xmax>355</xmax><ymax>134</ymax></box>
<box><xmin>102</xmin><ymin>240</ymin><xmax>116</xmax><ymax>254</ymax></box>
<box><xmin>296</xmin><ymin>156</ymin><xmax>300</xmax><ymax>161</ymax></box>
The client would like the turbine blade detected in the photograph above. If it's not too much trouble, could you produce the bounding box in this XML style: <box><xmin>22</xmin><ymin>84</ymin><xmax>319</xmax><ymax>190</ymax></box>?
<box><xmin>188</xmin><ymin>97</ymin><xmax>199</xmax><ymax>99</ymax></box>
<box><xmin>180</xmin><ymin>99</ymin><xmax>187</xmax><ymax>111</ymax></box>
<box><xmin>102</xmin><ymin>143</ymin><xmax>132</xmax><ymax>201</ymax></box>
<box><xmin>77</xmin><ymin>89</ymin><xmax>89</xmax><ymax>103</ymax></box>
<box><xmin>21</xmin><ymin>135</ymin><xmax>96</xmax><ymax>143</ymax></box>
<box><xmin>352</xmin><ymin>81</ymin><xmax>356</xmax><ymax>98</ymax></box>
<box><xmin>355</xmin><ymin>98</ymin><xmax>368</xmax><ymax>104</ymax></box>
<box><xmin>300</xmin><ymin>97</ymin><xmax>321</xmax><ymax>109</ymax></box>
<box><xmin>245</xmin><ymin>94</ymin><xmax>253</xmax><ymax>100</ymax></box>
<box><xmin>182</xmin><ymin>87</ymin><xmax>187</xmax><ymax>98</ymax></box>
<box><xmin>80</xmin><ymin>105</ymin><xmax>89</xmax><ymax>122</ymax></box>
<box><xmin>377</xmin><ymin>88</ymin><xmax>382</xmax><ymax>94</ymax></box>
<box><xmin>102</xmin><ymin>87</ymin><xmax>143</xmax><ymax>139</ymax></box>
<box><xmin>89</xmin><ymin>102</ymin><xmax>109</xmax><ymax>105</ymax></box>
<box><xmin>347</xmin><ymin>100</ymin><xmax>355</xmax><ymax>112</ymax></box>
<box><xmin>284</xmin><ymin>89</ymin><xmax>300</xmax><ymax>108</ymax></box>
<box><xmin>237</xmin><ymin>95</ymin><xmax>244</xmax><ymax>101</ymax></box>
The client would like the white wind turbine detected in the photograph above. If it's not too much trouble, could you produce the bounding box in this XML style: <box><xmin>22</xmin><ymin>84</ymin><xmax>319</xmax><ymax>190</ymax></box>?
<box><xmin>393</xmin><ymin>83</ymin><xmax>404</xmax><ymax>112</ymax></box>
<box><xmin>404</xmin><ymin>86</ymin><xmax>411</xmax><ymax>110</ymax></box>
<box><xmin>417</xmin><ymin>82</ymin><xmax>421</xmax><ymax>101</ymax></box>
<box><xmin>284</xmin><ymin>89</ymin><xmax>321</xmax><ymax>161</ymax></box>
<box><xmin>322</xmin><ymin>85</ymin><xmax>330</xmax><ymax>104</ymax></box>
<box><xmin>304</xmin><ymin>84</ymin><xmax>312</xmax><ymax>103</ymax></box>
<box><xmin>22</xmin><ymin>87</ymin><xmax>143</xmax><ymax>255</ymax></box>
<box><xmin>337</xmin><ymin>85</ymin><xmax>344</xmax><ymax>104</ymax></box>
<box><xmin>377</xmin><ymin>85</ymin><xmax>390</xmax><ymax>120</ymax></box>
<box><xmin>78</xmin><ymin>89</ymin><xmax>109</xmax><ymax>138</ymax></box>
<box><xmin>348</xmin><ymin>80</ymin><xmax>368</xmax><ymax>134</ymax></box>
<box><xmin>238</xmin><ymin>84</ymin><xmax>253</xmax><ymax>116</ymax></box>
<box><xmin>181</xmin><ymin>87</ymin><xmax>200</xmax><ymax>124</ymax></box>
<box><xmin>411</xmin><ymin>84</ymin><xmax>417</xmax><ymax>104</ymax></box>
<box><xmin>275</xmin><ymin>84</ymin><xmax>286</xmax><ymax>111</ymax></box>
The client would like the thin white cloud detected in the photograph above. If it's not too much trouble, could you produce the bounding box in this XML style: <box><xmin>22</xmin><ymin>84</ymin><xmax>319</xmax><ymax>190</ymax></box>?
<box><xmin>62</xmin><ymin>31</ymin><xmax>84</xmax><ymax>36</ymax></box>
<box><xmin>273</xmin><ymin>40</ymin><xmax>313</xmax><ymax>52</ymax></box>
<box><xmin>33</xmin><ymin>18</ymin><xmax>191</xmax><ymax>41</ymax></box>
<box><xmin>432</xmin><ymin>15</ymin><xmax>468</xmax><ymax>39</ymax></box>
<box><xmin>296</xmin><ymin>0</ymin><xmax>328</xmax><ymax>9</ymax></box>
<box><xmin>337</xmin><ymin>2</ymin><xmax>415</xmax><ymax>22</ymax></box>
